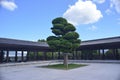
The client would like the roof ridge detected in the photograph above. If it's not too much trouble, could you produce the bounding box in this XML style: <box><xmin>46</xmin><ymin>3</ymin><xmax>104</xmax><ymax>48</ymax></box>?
<box><xmin>82</xmin><ymin>36</ymin><xmax>120</xmax><ymax>42</ymax></box>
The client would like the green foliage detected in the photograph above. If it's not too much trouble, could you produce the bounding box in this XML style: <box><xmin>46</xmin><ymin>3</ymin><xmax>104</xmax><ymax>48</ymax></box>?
<box><xmin>52</xmin><ymin>29</ymin><xmax>63</xmax><ymax>35</ymax></box>
<box><xmin>47</xmin><ymin>17</ymin><xmax>80</xmax><ymax>53</ymax></box>
<box><xmin>38</xmin><ymin>39</ymin><xmax>46</xmax><ymax>42</ymax></box>
<box><xmin>47</xmin><ymin>36</ymin><xmax>57</xmax><ymax>41</ymax></box>
<box><xmin>63</xmin><ymin>32</ymin><xmax>79</xmax><ymax>40</ymax></box>
<box><xmin>59</xmin><ymin>39</ymin><xmax>72</xmax><ymax>52</ymax></box>
<box><xmin>52</xmin><ymin>24</ymin><xmax>64</xmax><ymax>30</ymax></box>
<box><xmin>64</xmin><ymin>23</ymin><xmax>76</xmax><ymax>33</ymax></box>
<box><xmin>29</xmin><ymin>52</ymin><xmax>34</xmax><ymax>60</ymax></box>
<box><xmin>47</xmin><ymin>40</ymin><xmax>61</xmax><ymax>51</ymax></box>
<box><xmin>38</xmin><ymin>52</ymin><xmax>43</xmax><ymax>56</ymax></box>
<box><xmin>106</xmin><ymin>49</ymin><xmax>113</xmax><ymax>54</ymax></box>
<box><xmin>52</xmin><ymin>17</ymin><xmax>67</xmax><ymax>25</ymax></box>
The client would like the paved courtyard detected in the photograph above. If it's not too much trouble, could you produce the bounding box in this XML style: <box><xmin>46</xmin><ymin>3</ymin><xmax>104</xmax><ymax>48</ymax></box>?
<box><xmin>0</xmin><ymin>61</ymin><xmax>120</xmax><ymax>80</ymax></box>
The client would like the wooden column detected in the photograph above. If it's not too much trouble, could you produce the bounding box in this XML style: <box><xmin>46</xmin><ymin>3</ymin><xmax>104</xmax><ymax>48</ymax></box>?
<box><xmin>45</xmin><ymin>52</ymin><xmax>47</xmax><ymax>60</ymax></box>
<box><xmin>72</xmin><ymin>51</ymin><xmax>75</xmax><ymax>59</ymax></box>
<box><xmin>115</xmin><ymin>49</ymin><xmax>119</xmax><ymax>60</ymax></box>
<box><xmin>0</xmin><ymin>50</ymin><xmax>4</xmax><ymax>63</ymax></box>
<box><xmin>90</xmin><ymin>50</ymin><xmax>93</xmax><ymax>60</ymax></box>
<box><xmin>81</xmin><ymin>50</ymin><xmax>83</xmax><ymax>60</ymax></box>
<box><xmin>112</xmin><ymin>49</ymin><xmax>116</xmax><ymax>60</ymax></box>
<box><xmin>34</xmin><ymin>51</ymin><xmax>38</xmax><ymax>60</ymax></box>
<box><xmin>43</xmin><ymin>52</ymin><xmax>46</xmax><ymax>60</ymax></box>
<box><xmin>85</xmin><ymin>50</ymin><xmax>88</xmax><ymax>60</ymax></box>
<box><xmin>102</xmin><ymin>49</ymin><xmax>105</xmax><ymax>60</ymax></box>
<box><xmin>98</xmin><ymin>49</ymin><xmax>101</xmax><ymax>60</ymax></box>
<box><xmin>34</xmin><ymin>51</ymin><xmax>36</xmax><ymax>60</ymax></box>
<box><xmin>6</xmin><ymin>50</ymin><xmax>9</xmax><ymax>62</ymax></box>
<box><xmin>21</xmin><ymin>51</ymin><xmax>24</xmax><ymax>62</ymax></box>
<box><xmin>36</xmin><ymin>51</ymin><xmax>39</xmax><ymax>60</ymax></box>
<box><xmin>26</xmin><ymin>51</ymin><xmax>29</xmax><ymax>61</ymax></box>
<box><xmin>52</xmin><ymin>52</ymin><xmax>54</xmax><ymax>60</ymax></box>
<box><xmin>58</xmin><ymin>51</ymin><xmax>60</xmax><ymax>59</ymax></box>
<box><xmin>76</xmin><ymin>50</ymin><xmax>78</xmax><ymax>60</ymax></box>
<box><xmin>15</xmin><ymin>51</ymin><xmax>18</xmax><ymax>62</ymax></box>
<box><xmin>79</xmin><ymin>51</ymin><xmax>82</xmax><ymax>60</ymax></box>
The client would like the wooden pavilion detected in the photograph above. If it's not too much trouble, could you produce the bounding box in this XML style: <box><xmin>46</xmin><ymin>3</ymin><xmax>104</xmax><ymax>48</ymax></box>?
<box><xmin>0</xmin><ymin>36</ymin><xmax>120</xmax><ymax>63</ymax></box>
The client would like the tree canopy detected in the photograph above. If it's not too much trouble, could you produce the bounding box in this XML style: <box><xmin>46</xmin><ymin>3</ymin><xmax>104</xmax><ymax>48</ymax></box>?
<box><xmin>38</xmin><ymin>39</ymin><xmax>46</xmax><ymax>42</ymax></box>
<box><xmin>47</xmin><ymin>17</ymin><xmax>81</xmax><ymax>53</ymax></box>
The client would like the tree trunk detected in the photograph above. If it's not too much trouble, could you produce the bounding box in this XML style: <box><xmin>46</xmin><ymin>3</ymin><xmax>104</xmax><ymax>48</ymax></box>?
<box><xmin>63</xmin><ymin>53</ymin><xmax>68</xmax><ymax>69</ymax></box>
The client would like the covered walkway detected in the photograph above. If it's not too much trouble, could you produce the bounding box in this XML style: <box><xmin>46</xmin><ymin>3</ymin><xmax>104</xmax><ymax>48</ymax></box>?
<box><xmin>0</xmin><ymin>36</ymin><xmax>120</xmax><ymax>63</ymax></box>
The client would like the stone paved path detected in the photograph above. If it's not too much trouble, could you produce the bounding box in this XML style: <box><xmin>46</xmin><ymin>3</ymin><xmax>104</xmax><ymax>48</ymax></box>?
<box><xmin>0</xmin><ymin>62</ymin><xmax>120</xmax><ymax>80</ymax></box>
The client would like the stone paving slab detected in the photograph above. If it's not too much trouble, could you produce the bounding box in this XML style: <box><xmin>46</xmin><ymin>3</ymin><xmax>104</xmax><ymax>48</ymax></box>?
<box><xmin>0</xmin><ymin>62</ymin><xmax>120</xmax><ymax>80</ymax></box>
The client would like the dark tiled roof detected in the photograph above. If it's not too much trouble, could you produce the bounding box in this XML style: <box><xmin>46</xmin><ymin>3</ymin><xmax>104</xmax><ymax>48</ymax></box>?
<box><xmin>0</xmin><ymin>38</ymin><xmax>49</xmax><ymax>47</ymax></box>
<box><xmin>81</xmin><ymin>36</ymin><xmax>120</xmax><ymax>46</ymax></box>
<box><xmin>0</xmin><ymin>36</ymin><xmax>120</xmax><ymax>50</ymax></box>
<box><xmin>78</xmin><ymin>36</ymin><xmax>120</xmax><ymax>50</ymax></box>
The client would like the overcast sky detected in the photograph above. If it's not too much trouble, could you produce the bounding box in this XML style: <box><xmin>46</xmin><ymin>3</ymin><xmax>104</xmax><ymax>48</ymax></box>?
<box><xmin>0</xmin><ymin>0</ymin><xmax>120</xmax><ymax>41</ymax></box>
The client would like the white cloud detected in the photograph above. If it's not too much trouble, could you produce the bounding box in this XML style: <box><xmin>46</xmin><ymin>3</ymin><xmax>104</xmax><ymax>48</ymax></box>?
<box><xmin>93</xmin><ymin>0</ymin><xmax>105</xmax><ymax>4</ymax></box>
<box><xmin>105</xmin><ymin>0</ymin><xmax>120</xmax><ymax>15</ymax></box>
<box><xmin>63</xmin><ymin>0</ymin><xmax>103</xmax><ymax>26</ymax></box>
<box><xmin>0</xmin><ymin>0</ymin><xmax>17</xmax><ymax>11</ymax></box>
<box><xmin>111</xmin><ymin>0</ymin><xmax>120</xmax><ymax>13</ymax></box>
<box><xmin>88</xmin><ymin>25</ymin><xmax>97</xmax><ymax>31</ymax></box>
<box><xmin>105</xmin><ymin>9</ymin><xmax>112</xmax><ymax>15</ymax></box>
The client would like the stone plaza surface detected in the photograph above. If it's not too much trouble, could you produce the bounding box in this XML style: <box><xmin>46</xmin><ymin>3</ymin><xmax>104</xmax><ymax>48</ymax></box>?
<box><xmin>0</xmin><ymin>61</ymin><xmax>120</xmax><ymax>80</ymax></box>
